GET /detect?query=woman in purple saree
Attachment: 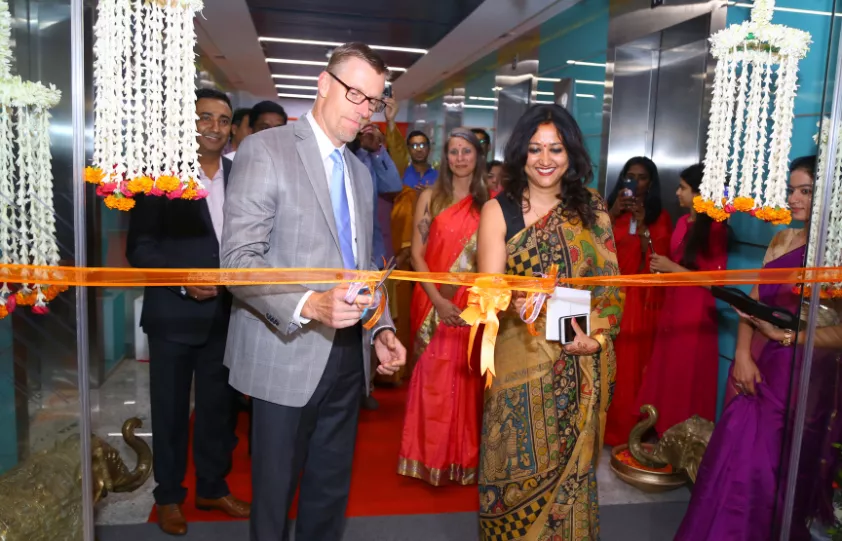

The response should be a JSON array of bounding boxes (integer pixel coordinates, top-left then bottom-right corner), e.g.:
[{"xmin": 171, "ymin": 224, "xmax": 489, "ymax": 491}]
[{"xmin": 676, "ymin": 156, "xmax": 842, "ymax": 540}]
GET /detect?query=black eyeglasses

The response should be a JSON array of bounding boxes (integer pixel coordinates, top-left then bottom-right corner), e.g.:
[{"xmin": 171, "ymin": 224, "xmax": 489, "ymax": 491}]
[{"xmin": 327, "ymin": 72, "xmax": 387, "ymax": 114}]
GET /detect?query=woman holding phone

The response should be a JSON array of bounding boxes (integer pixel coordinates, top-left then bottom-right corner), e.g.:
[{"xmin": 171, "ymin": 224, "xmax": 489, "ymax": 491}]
[
  {"xmin": 634, "ymin": 163, "xmax": 728, "ymax": 434},
  {"xmin": 603, "ymin": 157, "xmax": 672, "ymax": 446}
]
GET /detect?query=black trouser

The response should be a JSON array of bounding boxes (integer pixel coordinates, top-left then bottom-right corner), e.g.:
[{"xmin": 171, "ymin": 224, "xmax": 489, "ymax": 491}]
[
  {"xmin": 147, "ymin": 328, "xmax": 236, "ymax": 505},
  {"xmin": 250, "ymin": 325, "xmax": 364, "ymax": 541}
]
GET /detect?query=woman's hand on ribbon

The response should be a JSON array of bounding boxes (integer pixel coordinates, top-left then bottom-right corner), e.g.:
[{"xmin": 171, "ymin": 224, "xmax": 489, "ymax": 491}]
[
  {"xmin": 303, "ymin": 284, "xmax": 371, "ymax": 329},
  {"xmin": 510, "ymin": 291, "xmax": 527, "ymax": 315},
  {"xmin": 562, "ymin": 318, "xmax": 600, "ymax": 356},
  {"xmin": 435, "ymin": 297, "xmax": 467, "ymax": 327}
]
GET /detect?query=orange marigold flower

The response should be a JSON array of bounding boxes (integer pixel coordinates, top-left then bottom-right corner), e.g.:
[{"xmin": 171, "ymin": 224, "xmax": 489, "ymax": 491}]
[
  {"xmin": 126, "ymin": 176, "xmax": 154, "ymax": 195},
  {"xmin": 104, "ymin": 195, "xmax": 136, "ymax": 212},
  {"xmin": 693, "ymin": 196, "xmax": 712, "ymax": 214},
  {"xmin": 181, "ymin": 188, "xmax": 197, "ymax": 200},
  {"xmin": 84, "ymin": 166, "xmax": 106, "ymax": 185},
  {"xmin": 733, "ymin": 196, "xmax": 756, "ymax": 212},
  {"xmin": 155, "ymin": 176, "xmax": 181, "ymax": 192},
  {"xmin": 0, "ymin": 305, "xmax": 7, "ymax": 319}
]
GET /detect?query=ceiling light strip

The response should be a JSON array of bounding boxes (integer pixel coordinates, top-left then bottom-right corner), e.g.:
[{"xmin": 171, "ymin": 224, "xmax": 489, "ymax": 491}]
[
  {"xmin": 566, "ymin": 60, "xmax": 607, "ymax": 67},
  {"xmin": 275, "ymin": 84, "xmax": 318, "ymax": 90},
  {"xmin": 728, "ymin": 2, "xmax": 839, "ymax": 16},
  {"xmin": 277, "ymin": 93, "xmax": 316, "ymax": 100},
  {"xmin": 266, "ymin": 58, "xmax": 406, "ymax": 71},
  {"xmin": 259, "ymin": 37, "xmax": 427, "ymax": 54},
  {"xmin": 272, "ymin": 74, "xmax": 319, "ymax": 80}
]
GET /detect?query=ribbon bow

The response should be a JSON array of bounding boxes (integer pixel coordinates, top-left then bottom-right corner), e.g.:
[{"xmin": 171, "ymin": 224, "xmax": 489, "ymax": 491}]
[{"xmin": 460, "ymin": 276, "xmax": 512, "ymax": 388}]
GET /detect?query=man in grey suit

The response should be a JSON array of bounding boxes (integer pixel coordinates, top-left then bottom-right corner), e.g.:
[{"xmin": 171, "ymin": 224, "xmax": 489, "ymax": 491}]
[{"xmin": 221, "ymin": 42, "xmax": 407, "ymax": 541}]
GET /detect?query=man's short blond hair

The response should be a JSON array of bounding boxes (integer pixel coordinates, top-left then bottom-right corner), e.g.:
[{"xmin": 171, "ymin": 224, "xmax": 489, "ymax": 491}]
[{"xmin": 326, "ymin": 42, "xmax": 387, "ymax": 75}]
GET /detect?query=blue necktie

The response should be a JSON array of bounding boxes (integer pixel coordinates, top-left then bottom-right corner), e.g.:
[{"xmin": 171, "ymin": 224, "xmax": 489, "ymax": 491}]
[{"xmin": 329, "ymin": 150, "xmax": 355, "ymax": 269}]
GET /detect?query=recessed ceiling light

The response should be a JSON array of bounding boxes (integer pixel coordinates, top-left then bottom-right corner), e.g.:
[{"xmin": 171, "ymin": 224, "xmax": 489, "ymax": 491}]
[
  {"xmin": 469, "ymin": 96, "xmax": 498, "ymax": 102},
  {"xmin": 464, "ymin": 104, "xmax": 497, "ymax": 110},
  {"xmin": 259, "ymin": 37, "xmax": 427, "ymax": 54},
  {"xmin": 277, "ymin": 93, "xmax": 317, "ymax": 100},
  {"xmin": 536, "ymin": 91, "xmax": 554, "ymax": 96},
  {"xmin": 535, "ymin": 77, "xmax": 561, "ymax": 82},
  {"xmin": 576, "ymin": 94, "xmax": 597, "ymax": 99},
  {"xmin": 266, "ymin": 58, "xmax": 406, "ymax": 72},
  {"xmin": 275, "ymin": 84, "xmax": 318, "ymax": 90},
  {"xmin": 567, "ymin": 60, "xmax": 607, "ymax": 67}
]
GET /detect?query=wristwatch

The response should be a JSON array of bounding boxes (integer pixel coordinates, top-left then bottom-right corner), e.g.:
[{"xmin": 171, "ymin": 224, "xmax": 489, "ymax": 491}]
[{"xmin": 780, "ymin": 329, "xmax": 794, "ymax": 347}]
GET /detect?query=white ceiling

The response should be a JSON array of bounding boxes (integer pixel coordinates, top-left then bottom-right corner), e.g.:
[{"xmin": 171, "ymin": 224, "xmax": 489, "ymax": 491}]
[{"xmin": 195, "ymin": 0, "xmax": 585, "ymax": 102}]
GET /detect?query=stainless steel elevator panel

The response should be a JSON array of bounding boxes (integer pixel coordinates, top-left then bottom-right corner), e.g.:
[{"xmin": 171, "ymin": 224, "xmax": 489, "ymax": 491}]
[
  {"xmin": 651, "ymin": 37, "xmax": 710, "ymax": 218},
  {"xmin": 603, "ymin": 12, "xmax": 714, "ymax": 221},
  {"xmin": 604, "ymin": 33, "xmax": 660, "ymax": 196},
  {"xmin": 495, "ymin": 80, "xmax": 532, "ymax": 161}
]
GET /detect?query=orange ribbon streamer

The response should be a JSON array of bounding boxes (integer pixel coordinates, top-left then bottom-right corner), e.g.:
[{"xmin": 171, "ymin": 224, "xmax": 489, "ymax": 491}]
[
  {"xmin": 460, "ymin": 277, "xmax": 512, "ymax": 389},
  {"xmin": 1, "ymin": 263, "xmax": 841, "ymax": 289}
]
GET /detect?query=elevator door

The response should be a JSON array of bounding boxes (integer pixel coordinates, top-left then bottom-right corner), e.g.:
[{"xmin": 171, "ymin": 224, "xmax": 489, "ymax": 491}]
[{"xmin": 605, "ymin": 15, "xmax": 711, "ymax": 221}]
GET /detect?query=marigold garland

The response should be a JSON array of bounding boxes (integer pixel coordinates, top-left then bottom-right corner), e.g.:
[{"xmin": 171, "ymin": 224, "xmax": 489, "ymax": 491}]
[
  {"xmin": 88, "ymin": 0, "xmax": 205, "ymax": 211},
  {"xmin": 697, "ymin": 0, "xmax": 809, "ymax": 225},
  {"xmin": 0, "ymin": 0, "xmax": 64, "ymax": 318}
]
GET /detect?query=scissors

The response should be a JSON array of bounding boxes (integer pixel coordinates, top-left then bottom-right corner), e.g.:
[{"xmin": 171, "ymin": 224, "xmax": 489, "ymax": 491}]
[{"xmin": 343, "ymin": 256, "xmax": 397, "ymax": 308}]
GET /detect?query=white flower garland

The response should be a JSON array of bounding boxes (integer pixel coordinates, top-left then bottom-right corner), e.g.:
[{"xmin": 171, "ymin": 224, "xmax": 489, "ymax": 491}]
[
  {"xmin": 806, "ymin": 118, "xmax": 842, "ymax": 297},
  {"xmin": 87, "ymin": 0, "xmax": 205, "ymax": 210},
  {"xmin": 696, "ymin": 0, "xmax": 810, "ymax": 225},
  {"xmin": 0, "ymin": 0, "xmax": 63, "ymax": 317}
]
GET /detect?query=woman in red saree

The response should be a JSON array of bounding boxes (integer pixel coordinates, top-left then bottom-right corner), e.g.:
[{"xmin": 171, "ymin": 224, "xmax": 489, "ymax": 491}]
[
  {"xmin": 397, "ymin": 128, "xmax": 489, "ymax": 486},
  {"xmin": 635, "ymin": 163, "xmax": 728, "ymax": 434},
  {"xmin": 603, "ymin": 157, "xmax": 672, "ymax": 446}
]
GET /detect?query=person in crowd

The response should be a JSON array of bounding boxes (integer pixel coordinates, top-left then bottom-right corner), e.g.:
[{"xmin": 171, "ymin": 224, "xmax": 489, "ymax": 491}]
[
  {"xmin": 634, "ymin": 163, "xmax": 728, "ymax": 434},
  {"xmin": 677, "ymin": 156, "xmax": 842, "ymax": 541},
  {"xmin": 220, "ymin": 43, "xmax": 406, "ymax": 541},
  {"xmin": 397, "ymin": 128, "xmax": 488, "ymax": 486},
  {"xmin": 476, "ymin": 104, "xmax": 622, "ymax": 539},
  {"xmin": 603, "ymin": 156, "xmax": 672, "ymax": 446},
  {"xmin": 396, "ymin": 130, "xmax": 438, "ymax": 189},
  {"xmin": 126, "ymin": 88, "xmax": 250, "ymax": 536},
  {"xmin": 223, "ymin": 108, "xmax": 251, "ymax": 159},
  {"xmin": 249, "ymin": 100, "xmax": 287, "ymax": 133},
  {"xmin": 355, "ymin": 122, "xmax": 403, "ymax": 402},
  {"xmin": 486, "ymin": 159, "xmax": 503, "ymax": 196},
  {"xmin": 377, "ymin": 96, "xmax": 417, "ymax": 384},
  {"xmin": 471, "ymin": 127, "xmax": 491, "ymax": 161}
]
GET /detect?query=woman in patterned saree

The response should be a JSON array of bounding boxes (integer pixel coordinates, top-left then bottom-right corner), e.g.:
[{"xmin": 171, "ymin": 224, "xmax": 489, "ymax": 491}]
[
  {"xmin": 397, "ymin": 128, "xmax": 489, "ymax": 485},
  {"xmin": 477, "ymin": 104, "xmax": 622, "ymax": 540}
]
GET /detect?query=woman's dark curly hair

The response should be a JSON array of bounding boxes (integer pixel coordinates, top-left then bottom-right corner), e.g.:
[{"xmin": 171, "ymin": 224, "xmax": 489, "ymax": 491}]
[
  {"xmin": 606, "ymin": 156, "xmax": 663, "ymax": 226},
  {"xmin": 501, "ymin": 104, "xmax": 596, "ymax": 228}
]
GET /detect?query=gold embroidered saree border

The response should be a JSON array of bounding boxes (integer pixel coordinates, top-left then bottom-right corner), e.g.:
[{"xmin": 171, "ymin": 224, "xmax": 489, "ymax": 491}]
[{"xmin": 397, "ymin": 456, "xmax": 477, "ymax": 486}]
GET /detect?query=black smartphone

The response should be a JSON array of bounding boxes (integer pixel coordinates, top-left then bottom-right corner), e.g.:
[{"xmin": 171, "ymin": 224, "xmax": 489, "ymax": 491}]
[
  {"xmin": 623, "ymin": 177, "xmax": 638, "ymax": 197},
  {"xmin": 559, "ymin": 314, "xmax": 590, "ymax": 345},
  {"xmin": 383, "ymin": 85, "xmax": 393, "ymax": 99}
]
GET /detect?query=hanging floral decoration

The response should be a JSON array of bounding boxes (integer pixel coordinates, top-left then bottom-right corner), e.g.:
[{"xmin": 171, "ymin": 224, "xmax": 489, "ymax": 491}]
[
  {"xmin": 793, "ymin": 119, "xmax": 842, "ymax": 299},
  {"xmin": 0, "ymin": 0, "xmax": 65, "ymax": 319},
  {"xmin": 695, "ymin": 0, "xmax": 810, "ymax": 225},
  {"xmin": 85, "ymin": 0, "xmax": 205, "ymax": 211}
]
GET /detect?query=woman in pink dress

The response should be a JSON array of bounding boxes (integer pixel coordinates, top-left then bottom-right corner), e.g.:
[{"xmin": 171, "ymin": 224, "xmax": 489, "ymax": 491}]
[{"xmin": 634, "ymin": 163, "xmax": 728, "ymax": 434}]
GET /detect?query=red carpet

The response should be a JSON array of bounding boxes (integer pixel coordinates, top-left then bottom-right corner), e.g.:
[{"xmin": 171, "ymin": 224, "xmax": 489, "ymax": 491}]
[{"xmin": 148, "ymin": 386, "xmax": 479, "ymax": 523}]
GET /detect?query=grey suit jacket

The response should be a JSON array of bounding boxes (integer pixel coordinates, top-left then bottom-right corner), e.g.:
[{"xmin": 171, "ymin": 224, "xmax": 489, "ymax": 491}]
[{"xmin": 221, "ymin": 113, "xmax": 394, "ymax": 407}]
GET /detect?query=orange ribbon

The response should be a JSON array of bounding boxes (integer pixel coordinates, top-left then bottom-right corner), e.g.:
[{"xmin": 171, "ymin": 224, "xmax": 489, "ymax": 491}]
[
  {"xmin": 1, "ymin": 263, "xmax": 841, "ymax": 289},
  {"xmin": 460, "ymin": 277, "xmax": 512, "ymax": 389}
]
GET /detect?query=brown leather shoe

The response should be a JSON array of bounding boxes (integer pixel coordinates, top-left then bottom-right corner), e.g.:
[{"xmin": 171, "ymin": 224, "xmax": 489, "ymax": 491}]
[
  {"xmin": 156, "ymin": 504, "xmax": 187, "ymax": 536},
  {"xmin": 195, "ymin": 494, "xmax": 251, "ymax": 518}
]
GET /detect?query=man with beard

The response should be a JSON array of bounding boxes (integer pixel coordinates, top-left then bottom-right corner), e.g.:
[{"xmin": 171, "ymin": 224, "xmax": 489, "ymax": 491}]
[
  {"xmin": 127, "ymin": 88, "xmax": 250, "ymax": 536},
  {"xmin": 222, "ymin": 42, "xmax": 406, "ymax": 540}
]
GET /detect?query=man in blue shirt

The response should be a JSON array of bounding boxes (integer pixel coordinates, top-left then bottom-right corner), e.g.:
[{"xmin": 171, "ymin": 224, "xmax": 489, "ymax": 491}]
[
  {"xmin": 355, "ymin": 124, "xmax": 403, "ymax": 270},
  {"xmin": 402, "ymin": 130, "xmax": 438, "ymax": 189}
]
